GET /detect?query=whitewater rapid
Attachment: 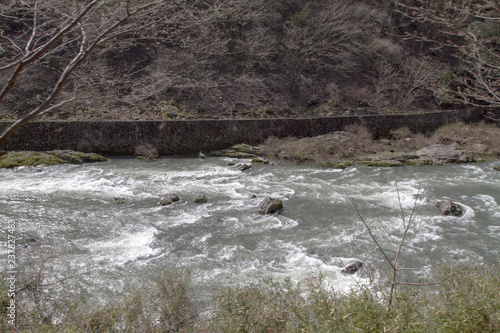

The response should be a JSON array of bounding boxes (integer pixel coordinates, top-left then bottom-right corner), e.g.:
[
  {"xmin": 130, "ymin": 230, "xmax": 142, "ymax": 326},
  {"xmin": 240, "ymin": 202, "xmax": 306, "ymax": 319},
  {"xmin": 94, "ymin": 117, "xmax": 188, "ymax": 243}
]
[{"xmin": 1, "ymin": 157, "xmax": 499, "ymax": 304}]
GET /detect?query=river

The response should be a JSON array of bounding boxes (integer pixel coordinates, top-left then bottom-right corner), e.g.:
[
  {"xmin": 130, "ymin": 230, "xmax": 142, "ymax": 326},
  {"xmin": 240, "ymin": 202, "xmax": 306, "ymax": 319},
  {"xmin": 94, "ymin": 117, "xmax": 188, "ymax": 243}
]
[{"xmin": 1, "ymin": 157, "xmax": 499, "ymax": 308}]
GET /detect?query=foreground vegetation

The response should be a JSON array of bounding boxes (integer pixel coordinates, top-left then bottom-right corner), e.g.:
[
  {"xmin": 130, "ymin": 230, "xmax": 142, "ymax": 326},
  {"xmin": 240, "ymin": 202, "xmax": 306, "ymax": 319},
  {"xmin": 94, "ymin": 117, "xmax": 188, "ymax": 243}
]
[{"xmin": 1, "ymin": 265, "xmax": 499, "ymax": 332}]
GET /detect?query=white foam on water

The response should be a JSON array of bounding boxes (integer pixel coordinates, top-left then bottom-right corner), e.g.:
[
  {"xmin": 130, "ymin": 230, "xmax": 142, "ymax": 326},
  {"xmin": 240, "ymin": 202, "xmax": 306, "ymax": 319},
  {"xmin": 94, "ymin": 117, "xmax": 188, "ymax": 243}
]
[
  {"xmin": 2, "ymin": 158, "xmax": 499, "ymax": 310},
  {"xmin": 269, "ymin": 242, "xmax": 375, "ymax": 293},
  {"xmin": 272, "ymin": 216, "xmax": 300, "ymax": 230},
  {"xmin": 159, "ymin": 210, "xmax": 202, "ymax": 226},
  {"xmin": 84, "ymin": 227, "xmax": 160, "ymax": 266},
  {"xmin": 473, "ymin": 194, "xmax": 499, "ymax": 210},
  {"xmin": 216, "ymin": 245, "xmax": 249, "ymax": 261},
  {"xmin": 191, "ymin": 233, "xmax": 212, "ymax": 254}
]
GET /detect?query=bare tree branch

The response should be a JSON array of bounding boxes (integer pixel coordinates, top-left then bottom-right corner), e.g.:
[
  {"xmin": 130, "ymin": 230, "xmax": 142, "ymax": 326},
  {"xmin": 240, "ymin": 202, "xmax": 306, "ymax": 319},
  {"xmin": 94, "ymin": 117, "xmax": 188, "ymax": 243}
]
[
  {"xmin": 396, "ymin": 0, "xmax": 500, "ymax": 107},
  {"xmin": 0, "ymin": 0, "xmax": 172, "ymax": 150}
]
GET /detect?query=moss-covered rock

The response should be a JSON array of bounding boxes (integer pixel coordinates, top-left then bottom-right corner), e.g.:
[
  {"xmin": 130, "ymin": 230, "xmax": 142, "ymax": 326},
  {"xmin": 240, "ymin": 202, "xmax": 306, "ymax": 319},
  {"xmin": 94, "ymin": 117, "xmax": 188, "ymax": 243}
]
[
  {"xmin": 415, "ymin": 159, "xmax": 434, "ymax": 166},
  {"xmin": 231, "ymin": 144, "xmax": 260, "ymax": 155},
  {"xmin": 258, "ymin": 197, "xmax": 283, "ymax": 214},
  {"xmin": 321, "ymin": 161, "xmax": 354, "ymax": 169},
  {"xmin": 0, "ymin": 150, "xmax": 108, "ymax": 168},
  {"xmin": 224, "ymin": 150, "xmax": 258, "ymax": 158},
  {"xmin": 49, "ymin": 150, "xmax": 107, "ymax": 164},
  {"xmin": 0, "ymin": 152, "xmax": 66, "ymax": 168},
  {"xmin": 360, "ymin": 160, "xmax": 404, "ymax": 167},
  {"xmin": 251, "ymin": 158, "xmax": 269, "ymax": 164}
]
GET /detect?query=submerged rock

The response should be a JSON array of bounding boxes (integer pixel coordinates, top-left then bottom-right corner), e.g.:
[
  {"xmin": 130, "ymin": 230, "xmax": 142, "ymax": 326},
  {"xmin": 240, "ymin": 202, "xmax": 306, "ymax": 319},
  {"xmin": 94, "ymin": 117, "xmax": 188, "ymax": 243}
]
[
  {"xmin": 258, "ymin": 197, "xmax": 283, "ymax": 214},
  {"xmin": 0, "ymin": 150, "xmax": 107, "ymax": 168},
  {"xmin": 160, "ymin": 193, "xmax": 180, "ymax": 206},
  {"xmin": 341, "ymin": 261, "xmax": 364, "ymax": 274},
  {"xmin": 436, "ymin": 200, "xmax": 464, "ymax": 217}
]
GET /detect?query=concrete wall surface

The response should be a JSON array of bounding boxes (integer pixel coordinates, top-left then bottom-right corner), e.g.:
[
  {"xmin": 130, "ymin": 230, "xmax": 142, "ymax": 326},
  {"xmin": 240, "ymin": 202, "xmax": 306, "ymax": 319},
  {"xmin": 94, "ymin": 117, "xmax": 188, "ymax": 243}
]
[{"xmin": 0, "ymin": 109, "xmax": 489, "ymax": 155}]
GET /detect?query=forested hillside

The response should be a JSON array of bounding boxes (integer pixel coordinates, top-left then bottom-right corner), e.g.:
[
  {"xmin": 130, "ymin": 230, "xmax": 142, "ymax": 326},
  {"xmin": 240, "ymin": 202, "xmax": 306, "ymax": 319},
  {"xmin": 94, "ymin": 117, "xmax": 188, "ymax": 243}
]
[{"xmin": 1, "ymin": 0, "xmax": 499, "ymax": 121}]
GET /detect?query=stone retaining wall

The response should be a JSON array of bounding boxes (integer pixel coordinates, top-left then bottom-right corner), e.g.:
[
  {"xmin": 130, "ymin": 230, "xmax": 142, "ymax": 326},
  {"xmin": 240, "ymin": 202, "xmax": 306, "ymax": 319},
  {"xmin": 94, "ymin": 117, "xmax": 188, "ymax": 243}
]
[{"xmin": 0, "ymin": 109, "xmax": 489, "ymax": 155}]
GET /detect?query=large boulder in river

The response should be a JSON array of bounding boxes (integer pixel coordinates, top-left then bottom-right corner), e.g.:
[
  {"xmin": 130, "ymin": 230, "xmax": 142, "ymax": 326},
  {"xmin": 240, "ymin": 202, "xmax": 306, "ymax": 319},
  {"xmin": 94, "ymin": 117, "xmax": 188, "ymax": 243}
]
[
  {"xmin": 436, "ymin": 200, "xmax": 464, "ymax": 217},
  {"xmin": 258, "ymin": 197, "xmax": 283, "ymax": 214},
  {"xmin": 0, "ymin": 150, "xmax": 107, "ymax": 168},
  {"xmin": 160, "ymin": 193, "xmax": 180, "ymax": 205},
  {"xmin": 341, "ymin": 261, "xmax": 364, "ymax": 274},
  {"xmin": 0, "ymin": 151, "xmax": 65, "ymax": 168}
]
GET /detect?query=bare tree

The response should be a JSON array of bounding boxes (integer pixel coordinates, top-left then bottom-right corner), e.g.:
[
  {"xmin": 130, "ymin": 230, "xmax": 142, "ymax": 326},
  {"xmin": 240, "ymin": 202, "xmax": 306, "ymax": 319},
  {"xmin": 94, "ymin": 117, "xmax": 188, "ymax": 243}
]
[
  {"xmin": 396, "ymin": 0, "xmax": 500, "ymax": 107},
  {"xmin": 282, "ymin": 1, "xmax": 370, "ymax": 88},
  {"xmin": 353, "ymin": 184, "xmax": 457, "ymax": 309},
  {"xmin": 0, "ymin": 0, "xmax": 171, "ymax": 150}
]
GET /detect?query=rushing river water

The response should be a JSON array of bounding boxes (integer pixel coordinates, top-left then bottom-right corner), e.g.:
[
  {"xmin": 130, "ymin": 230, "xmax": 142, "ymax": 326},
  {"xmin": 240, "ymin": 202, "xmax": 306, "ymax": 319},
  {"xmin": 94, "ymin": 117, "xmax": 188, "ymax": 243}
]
[{"xmin": 1, "ymin": 157, "xmax": 499, "ymax": 307}]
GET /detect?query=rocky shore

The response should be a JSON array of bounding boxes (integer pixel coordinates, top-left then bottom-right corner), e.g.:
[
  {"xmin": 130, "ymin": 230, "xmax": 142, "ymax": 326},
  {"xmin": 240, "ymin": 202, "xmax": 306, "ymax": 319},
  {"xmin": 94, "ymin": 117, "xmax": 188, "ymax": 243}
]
[
  {"xmin": 218, "ymin": 122, "xmax": 500, "ymax": 169},
  {"xmin": 1, "ymin": 122, "xmax": 498, "ymax": 170}
]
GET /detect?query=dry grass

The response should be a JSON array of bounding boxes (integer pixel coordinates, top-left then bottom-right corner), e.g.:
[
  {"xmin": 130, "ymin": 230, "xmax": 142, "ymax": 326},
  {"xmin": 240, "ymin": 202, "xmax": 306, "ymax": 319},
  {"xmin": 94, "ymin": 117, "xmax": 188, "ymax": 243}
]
[
  {"xmin": 430, "ymin": 122, "xmax": 500, "ymax": 154},
  {"xmin": 260, "ymin": 121, "xmax": 500, "ymax": 165},
  {"xmin": 261, "ymin": 125, "xmax": 385, "ymax": 163}
]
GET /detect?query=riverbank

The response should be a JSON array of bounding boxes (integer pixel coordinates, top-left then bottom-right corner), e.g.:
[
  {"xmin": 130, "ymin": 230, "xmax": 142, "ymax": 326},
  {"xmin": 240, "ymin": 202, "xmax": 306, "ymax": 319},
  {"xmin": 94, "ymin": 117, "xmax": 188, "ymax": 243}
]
[
  {"xmin": 260, "ymin": 122, "xmax": 500, "ymax": 168},
  {"xmin": 245, "ymin": 121, "xmax": 500, "ymax": 169},
  {"xmin": 1, "ymin": 121, "xmax": 499, "ymax": 169}
]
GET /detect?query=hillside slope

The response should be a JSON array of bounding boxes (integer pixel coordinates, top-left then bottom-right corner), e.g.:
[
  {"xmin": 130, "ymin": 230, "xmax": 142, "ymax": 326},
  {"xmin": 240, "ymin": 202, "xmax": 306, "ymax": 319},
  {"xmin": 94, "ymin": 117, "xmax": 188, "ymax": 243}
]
[{"xmin": 0, "ymin": 0, "xmax": 492, "ymax": 122}]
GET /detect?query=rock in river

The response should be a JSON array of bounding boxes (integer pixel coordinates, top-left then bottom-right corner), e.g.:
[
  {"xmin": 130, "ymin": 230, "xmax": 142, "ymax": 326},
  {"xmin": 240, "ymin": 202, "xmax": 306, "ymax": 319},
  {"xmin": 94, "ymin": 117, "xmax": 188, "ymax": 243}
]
[
  {"xmin": 341, "ymin": 261, "xmax": 364, "ymax": 274},
  {"xmin": 160, "ymin": 193, "xmax": 180, "ymax": 206},
  {"xmin": 193, "ymin": 194, "xmax": 208, "ymax": 203},
  {"xmin": 114, "ymin": 197, "xmax": 126, "ymax": 204},
  {"xmin": 239, "ymin": 164, "xmax": 252, "ymax": 172},
  {"xmin": 436, "ymin": 200, "xmax": 464, "ymax": 217},
  {"xmin": 0, "ymin": 150, "xmax": 108, "ymax": 168},
  {"xmin": 258, "ymin": 197, "xmax": 283, "ymax": 214}
]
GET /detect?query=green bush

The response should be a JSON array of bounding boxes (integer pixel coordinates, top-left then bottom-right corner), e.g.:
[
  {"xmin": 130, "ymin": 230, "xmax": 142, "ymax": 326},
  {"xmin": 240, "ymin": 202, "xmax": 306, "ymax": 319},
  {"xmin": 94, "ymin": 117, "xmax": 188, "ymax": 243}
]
[{"xmin": 3, "ymin": 264, "xmax": 499, "ymax": 332}]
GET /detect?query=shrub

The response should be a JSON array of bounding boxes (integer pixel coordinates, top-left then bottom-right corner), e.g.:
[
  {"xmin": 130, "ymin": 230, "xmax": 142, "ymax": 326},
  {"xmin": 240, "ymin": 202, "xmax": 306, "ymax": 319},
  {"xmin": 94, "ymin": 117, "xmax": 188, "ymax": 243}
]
[{"xmin": 431, "ymin": 122, "xmax": 500, "ymax": 154}]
